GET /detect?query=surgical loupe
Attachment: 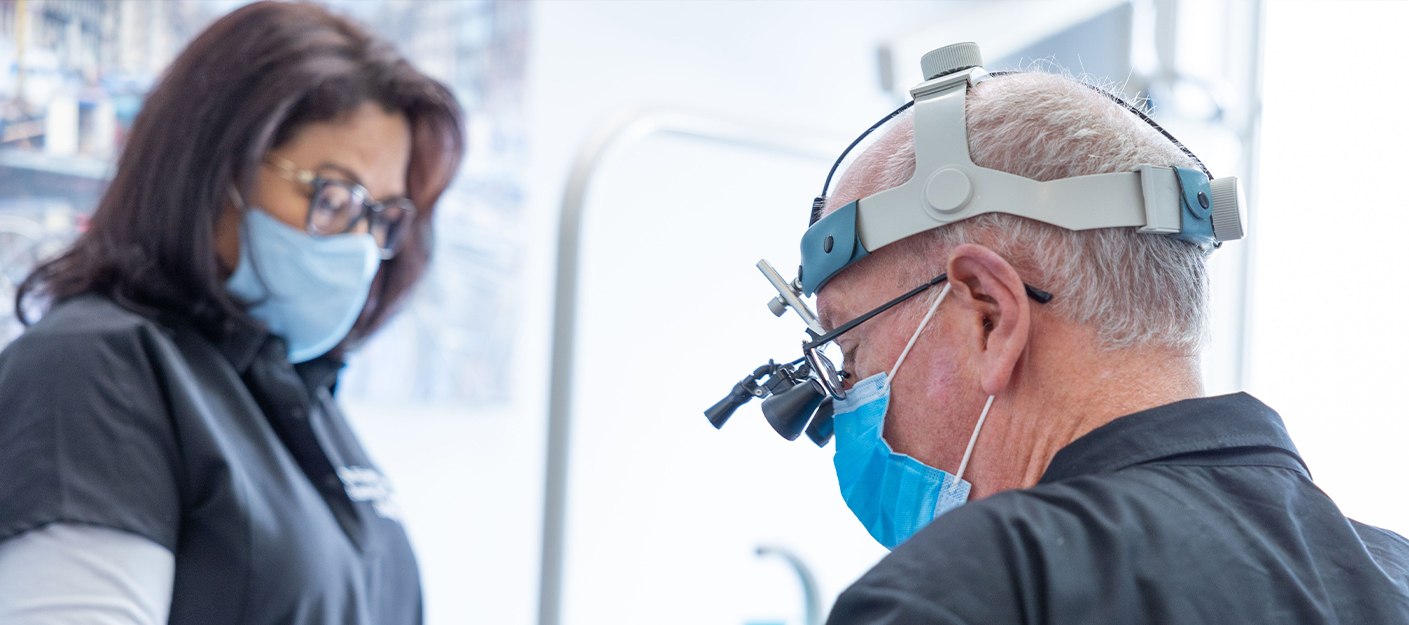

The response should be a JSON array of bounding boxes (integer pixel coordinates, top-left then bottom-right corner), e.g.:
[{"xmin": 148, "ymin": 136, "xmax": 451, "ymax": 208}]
[
  {"xmin": 701, "ymin": 259, "xmax": 848, "ymax": 446},
  {"xmin": 704, "ymin": 42, "xmax": 1245, "ymax": 446},
  {"xmin": 703, "ymin": 354, "xmax": 836, "ymax": 445}
]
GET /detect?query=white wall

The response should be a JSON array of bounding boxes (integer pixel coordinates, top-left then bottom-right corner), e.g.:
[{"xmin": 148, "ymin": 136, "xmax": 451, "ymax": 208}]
[
  {"xmin": 1247, "ymin": 1, "xmax": 1409, "ymax": 536},
  {"xmin": 346, "ymin": 3, "xmax": 965, "ymax": 623},
  {"xmin": 528, "ymin": 4, "xmax": 967, "ymax": 624}
]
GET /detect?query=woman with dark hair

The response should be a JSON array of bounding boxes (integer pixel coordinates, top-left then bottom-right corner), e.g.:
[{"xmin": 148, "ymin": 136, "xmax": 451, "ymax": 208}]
[{"xmin": 0, "ymin": 2, "xmax": 462, "ymax": 623}]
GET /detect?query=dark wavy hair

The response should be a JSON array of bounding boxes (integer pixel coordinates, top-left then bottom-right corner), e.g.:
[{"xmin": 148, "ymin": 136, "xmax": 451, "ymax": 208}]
[{"xmin": 17, "ymin": 1, "xmax": 463, "ymax": 352}]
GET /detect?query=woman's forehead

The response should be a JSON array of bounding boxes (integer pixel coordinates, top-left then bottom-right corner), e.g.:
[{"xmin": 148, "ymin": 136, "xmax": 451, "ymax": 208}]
[{"xmin": 278, "ymin": 103, "xmax": 412, "ymax": 198}]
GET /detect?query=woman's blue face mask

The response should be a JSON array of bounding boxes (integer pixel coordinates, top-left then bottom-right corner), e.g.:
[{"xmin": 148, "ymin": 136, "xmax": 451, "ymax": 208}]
[{"xmin": 226, "ymin": 208, "xmax": 381, "ymax": 363}]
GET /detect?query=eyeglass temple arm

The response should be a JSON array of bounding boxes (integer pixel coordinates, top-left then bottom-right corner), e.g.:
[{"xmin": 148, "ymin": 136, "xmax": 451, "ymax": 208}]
[
  {"xmin": 264, "ymin": 156, "xmax": 316, "ymax": 184},
  {"xmin": 804, "ymin": 274, "xmax": 948, "ymax": 345},
  {"xmin": 804, "ymin": 275, "xmax": 1054, "ymax": 346}
]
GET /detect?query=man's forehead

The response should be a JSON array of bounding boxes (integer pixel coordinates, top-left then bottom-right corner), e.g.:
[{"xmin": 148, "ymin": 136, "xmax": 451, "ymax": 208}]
[
  {"xmin": 814, "ymin": 259, "xmax": 870, "ymax": 329},
  {"xmin": 816, "ymin": 286, "xmax": 846, "ymax": 330}
]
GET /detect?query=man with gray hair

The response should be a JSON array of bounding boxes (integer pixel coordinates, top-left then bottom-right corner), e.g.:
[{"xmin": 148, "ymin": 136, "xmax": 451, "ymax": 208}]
[{"xmin": 799, "ymin": 69, "xmax": 1409, "ymax": 623}]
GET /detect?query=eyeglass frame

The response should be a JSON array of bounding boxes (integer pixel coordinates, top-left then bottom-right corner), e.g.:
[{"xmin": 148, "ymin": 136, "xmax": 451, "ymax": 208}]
[
  {"xmin": 802, "ymin": 273, "xmax": 1054, "ymax": 400},
  {"xmin": 262, "ymin": 156, "xmax": 418, "ymax": 259}
]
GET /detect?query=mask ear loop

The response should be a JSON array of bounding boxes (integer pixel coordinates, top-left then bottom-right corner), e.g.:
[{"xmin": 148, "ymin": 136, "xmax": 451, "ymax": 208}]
[
  {"xmin": 883, "ymin": 282, "xmax": 995, "ymax": 488},
  {"xmin": 954, "ymin": 395, "xmax": 995, "ymax": 483},
  {"xmin": 888, "ymin": 282, "xmax": 951, "ymax": 381},
  {"xmin": 226, "ymin": 186, "xmax": 273, "ymax": 306},
  {"xmin": 880, "ymin": 276, "xmax": 994, "ymax": 487}
]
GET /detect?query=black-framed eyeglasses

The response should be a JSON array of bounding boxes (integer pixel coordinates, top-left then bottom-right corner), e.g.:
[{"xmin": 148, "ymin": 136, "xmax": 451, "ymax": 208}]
[
  {"xmin": 802, "ymin": 273, "xmax": 1054, "ymax": 400},
  {"xmin": 264, "ymin": 156, "xmax": 418, "ymax": 260}
]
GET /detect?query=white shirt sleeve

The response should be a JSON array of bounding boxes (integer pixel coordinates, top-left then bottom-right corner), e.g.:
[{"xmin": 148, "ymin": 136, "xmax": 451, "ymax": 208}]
[{"xmin": 0, "ymin": 523, "xmax": 175, "ymax": 625}]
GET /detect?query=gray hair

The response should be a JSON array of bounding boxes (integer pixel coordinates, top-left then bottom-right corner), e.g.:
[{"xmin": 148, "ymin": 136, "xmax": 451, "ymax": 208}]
[{"xmin": 829, "ymin": 72, "xmax": 1209, "ymax": 353}]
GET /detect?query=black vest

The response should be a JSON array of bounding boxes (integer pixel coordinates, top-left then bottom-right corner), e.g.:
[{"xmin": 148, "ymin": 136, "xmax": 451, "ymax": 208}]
[{"xmin": 0, "ymin": 294, "xmax": 421, "ymax": 625}]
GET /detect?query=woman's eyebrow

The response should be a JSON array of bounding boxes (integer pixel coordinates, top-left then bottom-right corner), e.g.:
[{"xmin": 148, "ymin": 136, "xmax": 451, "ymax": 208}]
[
  {"xmin": 314, "ymin": 161, "xmax": 408, "ymax": 201},
  {"xmin": 314, "ymin": 161, "xmax": 366, "ymax": 186}
]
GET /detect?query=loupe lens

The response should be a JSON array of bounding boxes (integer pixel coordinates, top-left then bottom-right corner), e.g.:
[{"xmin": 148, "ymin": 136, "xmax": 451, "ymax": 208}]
[{"xmin": 805, "ymin": 342, "xmax": 846, "ymax": 400}]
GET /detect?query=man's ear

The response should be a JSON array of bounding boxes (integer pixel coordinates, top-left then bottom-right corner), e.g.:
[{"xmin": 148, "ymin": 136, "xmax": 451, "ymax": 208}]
[{"xmin": 946, "ymin": 244, "xmax": 1031, "ymax": 394}]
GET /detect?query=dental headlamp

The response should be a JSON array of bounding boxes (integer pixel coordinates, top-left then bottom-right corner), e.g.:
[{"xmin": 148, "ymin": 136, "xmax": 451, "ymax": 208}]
[{"xmin": 704, "ymin": 42, "xmax": 1246, "ymax": 446}]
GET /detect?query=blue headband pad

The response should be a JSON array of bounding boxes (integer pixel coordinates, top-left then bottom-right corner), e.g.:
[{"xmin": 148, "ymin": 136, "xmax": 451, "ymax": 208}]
[
  {"xmin": 1169, "ymin": 166, "xmax": 1215, "ymax": 247},
  {"xmin": 800, "ymin": 200, "xmax": 869, "ymax": 296}
]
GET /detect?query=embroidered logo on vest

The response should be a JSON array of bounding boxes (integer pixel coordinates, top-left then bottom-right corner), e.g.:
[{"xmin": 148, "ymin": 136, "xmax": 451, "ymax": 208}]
[{"xmin": 336, "ymin": 465, "xmax": 403, "ymax": 521}]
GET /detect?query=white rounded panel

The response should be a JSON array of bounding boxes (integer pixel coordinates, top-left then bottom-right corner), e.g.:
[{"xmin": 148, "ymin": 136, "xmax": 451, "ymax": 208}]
[{"xmin": 924, "ymin": 167, "xmax": 973, "ymax": 216}]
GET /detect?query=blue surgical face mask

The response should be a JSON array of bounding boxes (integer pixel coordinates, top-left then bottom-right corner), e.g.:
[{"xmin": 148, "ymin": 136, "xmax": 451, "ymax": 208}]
[
  {"xmin": 831, "ymin": 283, "xmax": 997, "ymax": 549},
  {"xmin": 226, "ymin": 208, "xmax": 381, "ymax": 363}
]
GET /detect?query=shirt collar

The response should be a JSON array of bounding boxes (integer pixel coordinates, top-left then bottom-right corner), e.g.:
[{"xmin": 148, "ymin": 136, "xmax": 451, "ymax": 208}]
[
  {"xmin": 215, "ymin": 312, "xmax": 344, "ymax": 392},
  {"xmin": 1039, "ymin": 392, "xmax": 1309, "ymax": 484},
  {"xmin": 151, "ymin": 305, "xmax": 269, "ymax": 374},
  {"xmin": 294, "ymin": 356, "xmax": 345, "ymax": 394},
  {"xmin": 219, "ymin": 312, "xmax": 270, "ymax": 375}
]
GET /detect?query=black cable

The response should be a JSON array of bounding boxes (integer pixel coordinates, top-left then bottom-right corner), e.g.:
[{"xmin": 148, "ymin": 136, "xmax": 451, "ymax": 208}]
[{"xmin": 810, "ymin": 100, "xmax": 914, "ymax": 225}]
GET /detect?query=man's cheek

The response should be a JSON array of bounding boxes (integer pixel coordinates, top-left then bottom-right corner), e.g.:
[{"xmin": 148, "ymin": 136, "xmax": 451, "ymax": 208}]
[
  {"xmin": 882, "ymin": 366, "xmax": 961, "ymax": 458},
  {"xmin": 881, "ymin": 390, "xmax": 926, "ymax": 453}
]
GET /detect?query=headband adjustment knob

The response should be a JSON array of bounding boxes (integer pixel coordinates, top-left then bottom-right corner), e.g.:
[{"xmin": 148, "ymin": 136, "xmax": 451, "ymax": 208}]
[
  {"xmin": 1208, "ymin": 177, "xmax": 1245, "ymax": 242},
  {"xmin": 921, "ymin": 42, "xmax": 982, "ymax": 81}
]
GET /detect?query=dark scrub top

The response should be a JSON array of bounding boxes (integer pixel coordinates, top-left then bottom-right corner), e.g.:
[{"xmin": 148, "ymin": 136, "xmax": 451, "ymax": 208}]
[
  {"xmin": 0, "ymin": 294, "xmax": 421, "ymax": 625},
  {"xmin": 827, "ymin": 393, "xmax": 1409, "ymax": 625}
]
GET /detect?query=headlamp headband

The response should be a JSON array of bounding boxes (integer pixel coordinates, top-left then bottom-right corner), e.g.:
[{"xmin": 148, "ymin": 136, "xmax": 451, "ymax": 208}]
[{"xmin": 796, "ymin": 42, "xmax": 1245, "ymax": 297}]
